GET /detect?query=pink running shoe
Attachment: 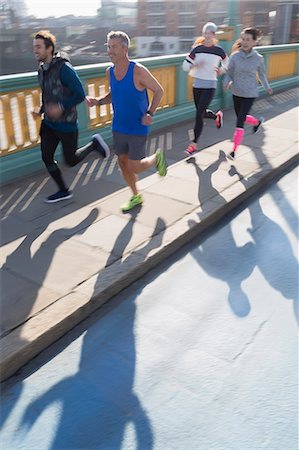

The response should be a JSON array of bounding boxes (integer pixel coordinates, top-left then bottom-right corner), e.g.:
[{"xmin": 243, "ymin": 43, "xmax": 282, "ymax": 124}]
[
  {"xmin": 215, "ymin": 110, "xmax": 223, "ymax": 129},
  {"xmin": 185, "ymin": 143, "xmax": 198, "ymax": 155}
]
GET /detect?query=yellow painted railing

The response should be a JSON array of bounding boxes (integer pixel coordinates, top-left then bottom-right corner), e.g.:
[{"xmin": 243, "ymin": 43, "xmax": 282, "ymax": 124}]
[
  {"xmin": 0, "ymin": 88, "xmax": 41, "ymax": 156},
  {"xmin": 0, "ymin": 65, "xmax": 177, "ymax": 156},
  {"xmin": 0, "ymin": 45, "xmax": 298, "ymax": 159},
  {"xmin": 85, "ymin": 66, "xmax": 176, "ymax": 130},
  {"xmin": 187, "ymin": 75, "xmax": 193, "ymax": 102},
  {"xmin": 268, "ymin": 51, "xmax": 297, "ymax": 80},
  {"xmin": 149, "ymin": 66, "xmax": 176, "ymax": 109},
  {"xmin": 85, "ymin": 76, "xmax": 113, "ymax": 129}
]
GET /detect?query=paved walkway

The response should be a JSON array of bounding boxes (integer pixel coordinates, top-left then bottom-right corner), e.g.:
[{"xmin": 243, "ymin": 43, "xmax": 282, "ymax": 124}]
[{"xmin": 1, "ymin": 88, "xmax": 298, "ymax": 381}]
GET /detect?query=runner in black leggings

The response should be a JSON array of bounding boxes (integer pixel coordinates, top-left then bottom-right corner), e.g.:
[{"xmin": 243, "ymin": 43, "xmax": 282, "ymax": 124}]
[
  {"xmin": 32, "ymin": 30, "xmax": 110, "ymax": 203},
  {"xmin": 223, "ymin": 28, "xmax": 272, "ymax": 159},
  {"xmin": 182, "ymin": 22, "xmax": 229, "ymax": 155}
]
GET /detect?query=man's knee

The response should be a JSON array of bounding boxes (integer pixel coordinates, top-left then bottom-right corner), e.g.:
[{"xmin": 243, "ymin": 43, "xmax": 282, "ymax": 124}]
[
  {"xmin": 64, "ymin": 155, "xmax": 77, "ymax": 167},
  {"xmin": 44, "ymin": 160, "xmax": 58, "ymax": 173},
  {"xmin": 128, "ymin": 159, "xmax": 142, "ymax": 174},
  {"xmin": 118, "ymin": 155, "xmax": 129, "ymax": 170}
]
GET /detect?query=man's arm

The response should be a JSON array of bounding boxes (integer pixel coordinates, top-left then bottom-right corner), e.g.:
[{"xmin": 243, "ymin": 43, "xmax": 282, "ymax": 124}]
[
  {"xmin": 137, "ymin": 65, "xmax": 164, "ymax": 115},
  {"xmin": 86, "ymin": 67, "xmax": 112, "ymax": 107},
  {"xmin": 59, "ymin": 63, "xmax": 86, "ymax": 109},
  {"xmin": 45, "ymin": 63, "xmax": 85, "ymax": 119}
]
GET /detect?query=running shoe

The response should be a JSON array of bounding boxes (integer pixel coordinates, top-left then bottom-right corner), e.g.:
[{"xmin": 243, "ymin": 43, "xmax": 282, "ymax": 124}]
[
  {"xmin": 227, "ymin": 151, "xmax": 235, "ymax": 160},
  {"xmin": 92, "ymin": 134, "xmax": 110, "ymax": 158},
  {"xmin": 185, "ymin": 143, "xmax": 198, "ymax": 155},
  {"xmin": 215, "ymin": 110, "xmax": 223, "ymax": 129},
  {"xmin": 253, "ymin": 116, "xmax": 264, "ymax": 133},
  {"xmin": 121, "ymin": 194, "xmax": 143, "ymax": 212},
  {"xmin": 44, "ymin": 190, "xmax": 73, "ymax": 203},
  {"xmin": 155, "ymin": 148, "xmax": 167, "ymax": 177}
]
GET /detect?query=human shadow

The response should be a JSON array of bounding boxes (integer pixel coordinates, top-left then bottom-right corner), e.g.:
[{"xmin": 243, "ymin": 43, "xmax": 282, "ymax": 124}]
[
  {"xmin": 19, "ymin": 215, "xmax": 166, "ymax": 449},
  {"xmin": 1, "ymin": 208, "xmax": 99, "ymax": 338},
  {"xmin": 0, "ymin": 208, "xmax": 99, "ymax": 428},
  {"xmin": 242, "ymin": 114, "xmax": 298, "ymax": 239},
  {"xmin": 186, "ymin": 150, "xmax": 227, "ymax": 217},
  {"xmin": 229, "ymin": 165, "xmax": 299, "ymax": 323},
  {"xmin": 187, "ymin": 153, "xmax": 256, "ymax": 317}
]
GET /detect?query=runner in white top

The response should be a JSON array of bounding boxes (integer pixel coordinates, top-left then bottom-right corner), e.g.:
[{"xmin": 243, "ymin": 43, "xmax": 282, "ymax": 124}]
[{"xmin": 183, "ymin": 22, "xmax": 229, "ymax": 155}]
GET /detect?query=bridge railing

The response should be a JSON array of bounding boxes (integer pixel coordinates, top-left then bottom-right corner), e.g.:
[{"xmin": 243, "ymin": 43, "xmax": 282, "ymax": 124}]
[{"xmin": 0, "ymin": 43, "xmax": 298, "ymax": 183}]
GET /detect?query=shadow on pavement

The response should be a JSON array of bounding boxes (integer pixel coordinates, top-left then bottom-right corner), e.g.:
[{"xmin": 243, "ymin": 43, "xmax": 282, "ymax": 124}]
[
  {"xmin": 230, "ymin": 165, "xmax": 299, "ymax": 323},
  {"xmin": 187, "ymin": 154, "xmax": 255, "ymax": 317},
  {"xmin": 13, "ymin": 216, "xmax": 166, "ymax": 449}
]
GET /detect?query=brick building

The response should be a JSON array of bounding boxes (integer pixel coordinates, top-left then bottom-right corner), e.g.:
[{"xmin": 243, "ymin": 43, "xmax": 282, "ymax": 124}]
[{"xmin": 134, "ymin": 0, "xmax": 298, "ymax": 57}]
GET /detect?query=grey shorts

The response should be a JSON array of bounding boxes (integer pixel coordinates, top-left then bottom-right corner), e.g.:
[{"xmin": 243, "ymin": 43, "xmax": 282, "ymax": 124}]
[{"xmin": 113, "ymin": 131, "xmax": 147, "ymax": 161}]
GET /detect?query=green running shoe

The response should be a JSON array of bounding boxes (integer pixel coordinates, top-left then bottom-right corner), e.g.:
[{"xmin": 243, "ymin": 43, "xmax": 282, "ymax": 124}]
[
  {"xmin": 155, "ymin": 148, "xmax": 167, "ymax": 177},
  {"xmin": 121, "ymin": 194, "xmax": 143, "ymax": 212}
]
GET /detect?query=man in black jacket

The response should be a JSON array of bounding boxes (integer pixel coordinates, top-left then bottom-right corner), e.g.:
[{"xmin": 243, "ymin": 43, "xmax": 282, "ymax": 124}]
[{"xmin": 32, "ymin": 30, "xmax": 110, "ymax": 203}]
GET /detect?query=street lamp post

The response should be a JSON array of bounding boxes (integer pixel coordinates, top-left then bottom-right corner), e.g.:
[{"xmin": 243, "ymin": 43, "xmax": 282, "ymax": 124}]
[
  {"xmin": 228, "ymin": 0, "xmax": 238, "ymax": 27},
  {"xmin": 217, "ymin": 0, "xmax": 241, "ymax": 108},
  {"xmin": 228, "ymin": 0, "xmax": 241, "ymax": 41}
]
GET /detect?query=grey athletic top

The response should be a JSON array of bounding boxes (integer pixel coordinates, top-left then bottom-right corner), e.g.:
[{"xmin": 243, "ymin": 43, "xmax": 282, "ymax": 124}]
[{"xmin": 224, "ymin": 48, "xmax": 270, "ymax": 98}]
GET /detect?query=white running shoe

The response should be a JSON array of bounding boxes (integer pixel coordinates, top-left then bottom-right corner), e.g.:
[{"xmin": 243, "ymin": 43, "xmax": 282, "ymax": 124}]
[{"xmin": 92, "ymin": 134, "xmax": 110, "ymax": 158}]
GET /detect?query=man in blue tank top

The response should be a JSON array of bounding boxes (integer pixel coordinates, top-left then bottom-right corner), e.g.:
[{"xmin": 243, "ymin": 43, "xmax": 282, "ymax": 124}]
[{"xmin": 87, "ymin": 31, "xmax": 167, "ymax": 212}]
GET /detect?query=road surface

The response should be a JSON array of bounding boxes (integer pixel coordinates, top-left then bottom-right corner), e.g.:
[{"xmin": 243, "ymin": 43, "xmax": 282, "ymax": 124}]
[{"xmin": 1, "ymin": 166, "xmax": 298, "ymax": 450}]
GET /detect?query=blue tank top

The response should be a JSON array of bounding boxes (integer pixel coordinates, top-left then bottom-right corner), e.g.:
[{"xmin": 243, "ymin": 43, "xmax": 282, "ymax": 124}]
[{"xmin": 110, "ymin": 61, "xmax": 149, "ymax": 135}]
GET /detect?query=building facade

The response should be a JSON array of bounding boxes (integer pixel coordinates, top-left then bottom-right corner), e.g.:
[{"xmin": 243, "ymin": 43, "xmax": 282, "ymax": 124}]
[
  {"xmin": 135, "ymin": 0, "xmax": 214, "ymax": 56},
  {"xmin": 272, "ymin": 0, "xmax": 299, "ymax": 44},
  {"xmin": 135, "ymin": 0, "xmax": 299, "ymax": 57}
]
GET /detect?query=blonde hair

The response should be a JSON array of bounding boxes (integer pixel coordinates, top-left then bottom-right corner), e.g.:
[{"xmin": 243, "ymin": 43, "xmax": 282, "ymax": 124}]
[{"xmin": 192, "ymin": 36, "xmax": 218, "ymax": 48}]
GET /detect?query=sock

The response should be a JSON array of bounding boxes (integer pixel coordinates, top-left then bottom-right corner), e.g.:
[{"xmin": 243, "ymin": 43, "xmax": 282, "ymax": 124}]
[
  {"xmin": 245, "ymin": 115, "xmax": 259, "ymax": 126},
  {"xmin": 233, "ymin": 127, "xmax": 244, "ymax": 152}
]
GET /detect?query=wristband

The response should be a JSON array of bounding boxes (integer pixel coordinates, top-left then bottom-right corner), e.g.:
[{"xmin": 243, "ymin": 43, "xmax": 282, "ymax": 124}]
[{"xmin": 147, "ymin": 110, "xmax": 154, "ymax": 116}]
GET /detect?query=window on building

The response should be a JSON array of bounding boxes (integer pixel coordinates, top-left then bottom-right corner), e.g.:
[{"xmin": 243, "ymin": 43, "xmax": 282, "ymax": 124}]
[
  {"xmin": 180, "ymin": 16, "xmax": 196, "ymax": 26},
  {"xmin": 151, "ymin": 41, "xmax": 165, "ymax": 52},
  {"xmin": 148, "ymin": 17, "xmax": 164, "ymax": 26},
  {"xmin": 150, "ymin": 28, "xmax": 166, "ymax": 37},
  {"xmin": 148, "ymin": 2, "xmax": 165, "ymax": 14},
  {"xmin": 178, "ymin": 1, "xmax": 197, "ymax": 12},
  {"xmin": 180, "ymin": 41, "xmax": 193, "ymax": 52},
  {"xmin": 179, "ymin": 28, "xmax": 195, "ymax": 38}
]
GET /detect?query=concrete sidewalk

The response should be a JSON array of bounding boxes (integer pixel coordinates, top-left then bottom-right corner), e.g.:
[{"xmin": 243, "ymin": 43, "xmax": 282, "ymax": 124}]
[{"xmin": 1, "ymin": 88, "xmax": 298, "ymax": 381}]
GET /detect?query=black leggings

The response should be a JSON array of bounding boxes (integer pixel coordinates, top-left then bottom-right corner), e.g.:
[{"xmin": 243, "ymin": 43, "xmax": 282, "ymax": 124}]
[
  {"xmin": 40, "ymin": 121, "xmax": 94, "ymax": 191},
  {"xmin": 192, "ymin": 87, "xmax": 216, "ymax": 143},
  {"xmin": 233, "ymin": 95, "xmax": 255, "ymax": 128}
]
